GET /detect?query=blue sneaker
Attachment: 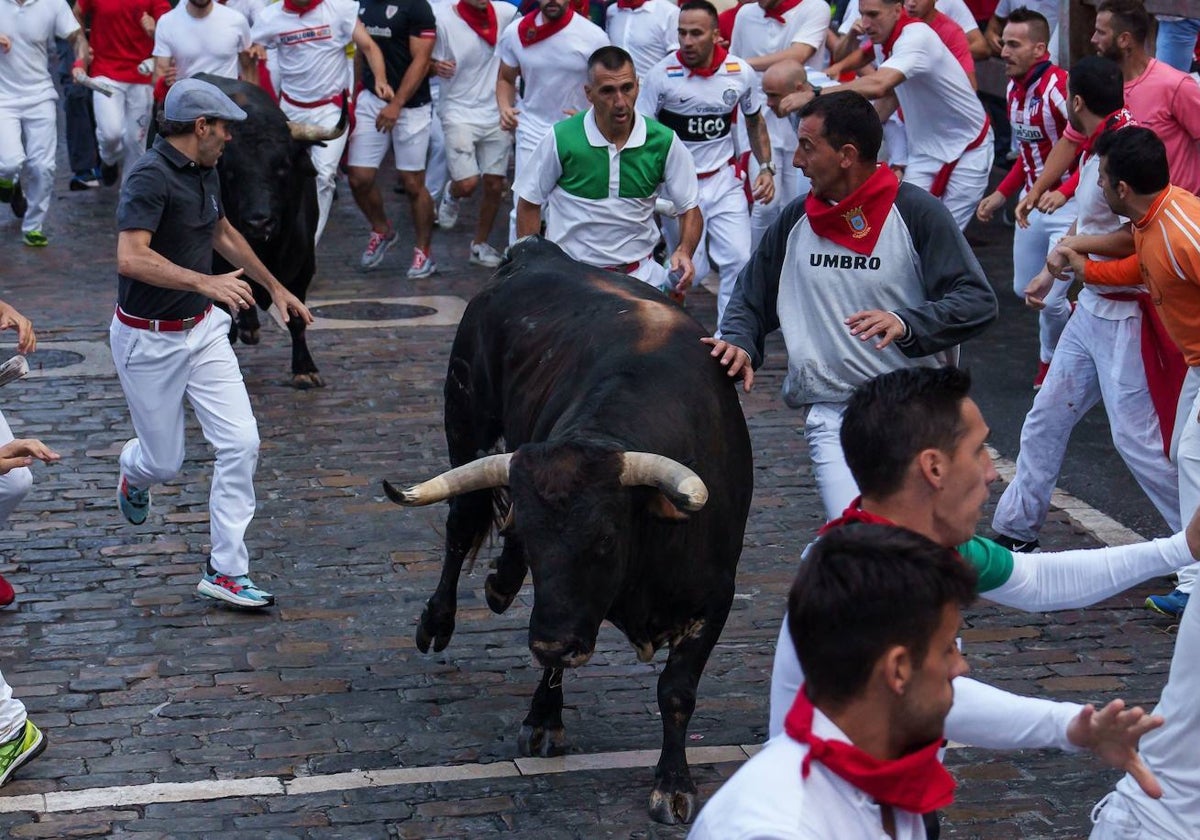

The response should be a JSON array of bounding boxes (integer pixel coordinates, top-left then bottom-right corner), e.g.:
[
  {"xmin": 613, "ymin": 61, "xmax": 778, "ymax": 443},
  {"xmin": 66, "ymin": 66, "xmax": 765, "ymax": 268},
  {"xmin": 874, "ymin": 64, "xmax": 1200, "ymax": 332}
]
[
  {"xmin": 197, "ymin": 572, "xmax": 275, "ymax": 608},
  {"xmin": 1146, "ymin": 589, "xmax": 1189, "ymax": 619},
  {"xmin": 117, "ymin": 440, "xmax": 150, "ymax": 524},
  {"xmin": 0, "ymin": 720, "xmax": 46, "ymax": 788}
]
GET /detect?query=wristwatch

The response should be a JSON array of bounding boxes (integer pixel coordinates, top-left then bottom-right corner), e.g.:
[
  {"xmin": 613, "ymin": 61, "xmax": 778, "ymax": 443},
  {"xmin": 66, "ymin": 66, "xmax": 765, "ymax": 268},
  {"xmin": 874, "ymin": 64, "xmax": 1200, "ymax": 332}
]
[{"xmin": 760, "ymin": 160, "xmax": 776, "ymax": 175}]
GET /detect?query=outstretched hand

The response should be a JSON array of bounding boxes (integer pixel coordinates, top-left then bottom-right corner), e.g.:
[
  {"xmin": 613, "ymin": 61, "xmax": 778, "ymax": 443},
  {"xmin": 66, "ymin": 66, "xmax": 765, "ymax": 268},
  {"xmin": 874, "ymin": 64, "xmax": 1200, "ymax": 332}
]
[
  {"xmin": 0, "ymin": 438, "xmax": 60, "ymax": 476},
  {"xmin": 701, "ymin": 338, "xmax": 754, "ymax": 392},
  {"xmin": 1066, "ymin": 699, "xmax": 1165, "ymax": 799},
  {"xmin": 0, "ymin": 301, "xmax": 36, "ymax": 354}
]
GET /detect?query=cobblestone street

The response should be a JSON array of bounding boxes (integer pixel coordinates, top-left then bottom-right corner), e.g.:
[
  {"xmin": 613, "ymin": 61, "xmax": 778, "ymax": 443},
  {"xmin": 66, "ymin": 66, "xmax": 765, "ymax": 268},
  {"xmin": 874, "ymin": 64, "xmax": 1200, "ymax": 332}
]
[{"xmin": 0, "ymin": 165, "xmax": 1181, "ymax": 839}]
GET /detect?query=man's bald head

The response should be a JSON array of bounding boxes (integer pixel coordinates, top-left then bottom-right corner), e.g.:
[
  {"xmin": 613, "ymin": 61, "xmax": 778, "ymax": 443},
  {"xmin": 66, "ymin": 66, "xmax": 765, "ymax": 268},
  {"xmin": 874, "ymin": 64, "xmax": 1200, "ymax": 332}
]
[{"xmin": 762, "ymin": 59, "xmax": 809, "ymax": 118}]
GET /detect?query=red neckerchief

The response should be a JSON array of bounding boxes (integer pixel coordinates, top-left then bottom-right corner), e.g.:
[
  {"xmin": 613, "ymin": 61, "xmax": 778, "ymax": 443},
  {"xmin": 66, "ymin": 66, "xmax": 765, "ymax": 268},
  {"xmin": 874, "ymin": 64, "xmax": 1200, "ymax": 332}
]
[
  {"xmin": 880, "ymin": 11, "xmax": 920, "ymax": 59},
  {"xmin": 282, "ymin": 0, "xmax": 324, "ymax": 15},
  {"xmin": 1079, "ymin": 107, "xmax": 1136, "ymax": 161},
  {"xmin": 571, "ymin": 0, "xmax": 589, "ymax": 17},
  {"xmin": 679, "ymin": 44, "xmax": 728, "ymax": 78},
  {"xmin": 763, "ymin": 0, "xmax": 803, "ymax": 24},
  {"xmin": 817, "ymin": 497, "xmax": 894, "ymax": 535},
  {"xmin": 616, "ymin": 0, "xmax": 646, "ymax": 8},
  {"xmin": 457, "ymin": 0, "xmax": 498, "ymax": 46},
  {"xmin": 785, "ymin": 685, "xmax": 957, "ymax": 814},
  {"xmin": 518, "ymin": 6, "xmax": 574, "ymax": 45},
  {"xmin": 804, "ymin": 165, "xmax": 899, "ymax": 256}
]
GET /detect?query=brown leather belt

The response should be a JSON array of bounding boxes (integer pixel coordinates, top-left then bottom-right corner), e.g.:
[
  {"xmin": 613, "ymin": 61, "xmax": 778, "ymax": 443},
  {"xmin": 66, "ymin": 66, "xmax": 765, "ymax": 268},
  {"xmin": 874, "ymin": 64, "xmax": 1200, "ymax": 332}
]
[{"xmin": 116, "ymin": 304, "xmax": 212, "ymax": 332}]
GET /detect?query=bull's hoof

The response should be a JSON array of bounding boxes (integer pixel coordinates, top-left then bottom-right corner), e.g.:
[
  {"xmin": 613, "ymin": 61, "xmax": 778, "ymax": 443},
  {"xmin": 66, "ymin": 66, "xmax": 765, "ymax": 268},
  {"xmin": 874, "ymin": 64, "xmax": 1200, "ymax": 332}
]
[
  {"xmin": 238, "ymin": 327, "xmax": 261, "ymax": 346},
  {"xmin": 485, "ymin": 573, "xmax": 519, "ymax": 614},
  {"xmin": 291, "ymin": 372, "xmax": 325, "ymax": 390},
  {"xmin": 415, "ymin": 609, "xmax": 454, "ymax": 653},
  {"xmin": 517, "ymin": 725, "xmax": 567, "ymax": 758},
  {"xmin": 648, "ymin": 788, "xmax": 697, "ymax": 825}
]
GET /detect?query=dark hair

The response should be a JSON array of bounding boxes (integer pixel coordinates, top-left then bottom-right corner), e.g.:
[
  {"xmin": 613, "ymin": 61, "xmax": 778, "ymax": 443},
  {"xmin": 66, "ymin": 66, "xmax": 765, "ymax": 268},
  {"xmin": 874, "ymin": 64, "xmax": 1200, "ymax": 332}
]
[
  {"xmin": 679, "ymin": 0, "xmax": 719, "ymax": 26},
  {"xmin": 840, "ymin": 367, "xmax": 972, "ymax": 498},
  {"xmin": 796, "ymin": 91, "xmax": 882, "ymax": 163},
  {"xmin": 1068, "ymin": 56, "xmax": 1124, "ymax": 116},
  {"xmin": 588, "ymin": 46, "xmax": 635, "ymax": 78},
  {"xmin": 788, "ymin": 523, "xmax": 977, "ymax": 707},
  {"xmin": 1096, "ymin": 126, "xmax": 1169, "ymax": 194},
  {"xmin": 1097, "ymin": 0, "xmax": 1150, "ymax": 45},
  {"xmin": 156, "ymin": 112, "xmax": 201, "ymax": 137},
  {"xmin": 1004, "ymin": 6, "xmax": 1050, "ymax": 45}
]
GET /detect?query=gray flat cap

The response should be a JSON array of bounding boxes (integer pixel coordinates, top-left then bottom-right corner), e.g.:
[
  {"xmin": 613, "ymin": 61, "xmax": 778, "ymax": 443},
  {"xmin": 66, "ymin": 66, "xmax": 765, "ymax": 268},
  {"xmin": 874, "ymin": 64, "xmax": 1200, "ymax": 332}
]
[{"xmin": 163, "ymin": 78, "xmax": 248, "ymax": 123}]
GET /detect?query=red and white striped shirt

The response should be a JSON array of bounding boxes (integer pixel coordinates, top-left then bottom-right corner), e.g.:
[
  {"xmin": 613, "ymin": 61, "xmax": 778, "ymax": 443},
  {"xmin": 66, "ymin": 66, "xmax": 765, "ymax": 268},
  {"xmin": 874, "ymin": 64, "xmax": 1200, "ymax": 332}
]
[{"xmin": 997, "ymin": 58, "xmax": 1071, "ymax": 198}]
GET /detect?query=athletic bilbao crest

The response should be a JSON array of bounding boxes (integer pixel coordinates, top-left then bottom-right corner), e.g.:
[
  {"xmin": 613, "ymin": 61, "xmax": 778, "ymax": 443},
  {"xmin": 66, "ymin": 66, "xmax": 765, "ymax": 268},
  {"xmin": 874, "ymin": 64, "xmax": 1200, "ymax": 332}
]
[{"xmin": 842, "ymin": 206, "xmax": 870, "ymax": 239}]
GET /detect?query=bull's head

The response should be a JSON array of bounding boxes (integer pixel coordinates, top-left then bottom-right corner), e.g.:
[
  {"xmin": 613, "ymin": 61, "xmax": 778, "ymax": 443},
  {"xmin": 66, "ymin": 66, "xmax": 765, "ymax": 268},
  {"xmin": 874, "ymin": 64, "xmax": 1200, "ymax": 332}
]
[{"xmin": 384, "ymin": 444, "xmax": 707, "ymax": 668}]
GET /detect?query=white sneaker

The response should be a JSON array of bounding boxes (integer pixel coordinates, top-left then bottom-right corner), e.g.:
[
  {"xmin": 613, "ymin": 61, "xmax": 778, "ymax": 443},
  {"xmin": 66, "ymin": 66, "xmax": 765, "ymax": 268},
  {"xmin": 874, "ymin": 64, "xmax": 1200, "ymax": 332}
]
[
  {"xmin": 437, "ymin": 189, "xmax": 459, "ymax": 230},
  {"xmin": 469, "ymin": 241, "xmax": 503, "ymax": 268},
  {"xmin": 407, "ymin": 248, "xmax": 438, "ymax": 279},
  {"xmin": 360, "ymin": 228, "xmax": 398, "ymax": 270}
]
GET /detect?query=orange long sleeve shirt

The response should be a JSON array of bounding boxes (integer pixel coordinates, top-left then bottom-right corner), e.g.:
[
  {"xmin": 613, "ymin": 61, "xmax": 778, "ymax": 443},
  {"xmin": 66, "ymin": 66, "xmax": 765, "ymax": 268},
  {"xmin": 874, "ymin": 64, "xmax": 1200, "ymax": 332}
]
[{"xmin": 1085, "ymin": 185, "xmax": 1200, "ymax": 365}]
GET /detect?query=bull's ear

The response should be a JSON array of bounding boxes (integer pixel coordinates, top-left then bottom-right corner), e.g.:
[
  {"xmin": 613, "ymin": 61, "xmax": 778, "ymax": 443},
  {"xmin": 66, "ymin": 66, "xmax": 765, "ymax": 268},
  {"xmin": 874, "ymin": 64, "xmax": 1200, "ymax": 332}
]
[{"xmin": 647, "ymin": 492, "xmax": 689, "ymax": 522}]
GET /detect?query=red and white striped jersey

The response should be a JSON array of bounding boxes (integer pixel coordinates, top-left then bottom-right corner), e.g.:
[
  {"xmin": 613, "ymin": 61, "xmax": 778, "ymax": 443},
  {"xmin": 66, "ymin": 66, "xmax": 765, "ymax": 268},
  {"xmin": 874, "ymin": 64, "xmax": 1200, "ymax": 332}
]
[{"xmin": 998, "ymin": 59, "xmax": 1071, "ymax": 197}]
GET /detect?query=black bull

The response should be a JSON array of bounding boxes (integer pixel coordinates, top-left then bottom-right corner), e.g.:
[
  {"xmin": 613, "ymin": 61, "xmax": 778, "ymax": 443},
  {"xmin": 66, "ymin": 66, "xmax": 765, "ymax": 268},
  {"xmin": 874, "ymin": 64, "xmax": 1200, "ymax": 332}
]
[
  {"xmin": 384, "ymin": 237, "xmax": 754, "ymax": 824},
  {"xmin": 197, "ymin": 73, "xmax": 331, "ymax": 389}
]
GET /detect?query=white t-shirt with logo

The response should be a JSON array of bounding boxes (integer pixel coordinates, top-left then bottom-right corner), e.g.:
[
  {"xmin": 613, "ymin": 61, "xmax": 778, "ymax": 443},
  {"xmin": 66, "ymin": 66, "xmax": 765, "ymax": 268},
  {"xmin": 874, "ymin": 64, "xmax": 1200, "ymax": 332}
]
[
  {"xmin": 154, "ymin": 3, "xmax": 252, "ymax": 81},
  {"xmin": 251, "ymin": 0, "xmax": 359, "ymax": 102},
  {"xmin": 605, "ymin": 0, "xmax": 678, "ymax": 80},
  {"xmin": 0, "ymin": 0, "xmax": 80, "ymax": 109},
  {"xmin": 432, "ymin": 0, "xmax": 518, "ymax": 126}
]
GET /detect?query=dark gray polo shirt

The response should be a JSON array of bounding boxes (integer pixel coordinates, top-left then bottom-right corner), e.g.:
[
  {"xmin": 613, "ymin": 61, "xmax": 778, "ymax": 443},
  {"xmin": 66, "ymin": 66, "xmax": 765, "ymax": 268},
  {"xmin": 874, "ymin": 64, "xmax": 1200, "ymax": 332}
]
[{"xmin": 116, "ymin": 136, "xmax": 221, "ymax": 320}]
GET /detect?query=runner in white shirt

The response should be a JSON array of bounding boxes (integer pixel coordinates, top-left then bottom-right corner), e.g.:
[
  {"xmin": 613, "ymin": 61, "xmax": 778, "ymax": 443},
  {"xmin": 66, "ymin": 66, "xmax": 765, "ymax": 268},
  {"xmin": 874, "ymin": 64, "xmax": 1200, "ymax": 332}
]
[
  {"xmin": 252, "ymin": 0, "xmax": 392, "ymax": 243},
  {"xmin": 839, "ymin": 0, "xmax": 987, "ymax": 59},
  {"xmin": 497, "ymin": 0, "xmax": 610, "ymax": 243},
  {"xmin": 0, "ymin": 0, "xmax": 87, "ymax": 246},
  {"xmin": 153, "ymin": 0, "xmax": 257, "ymax": 84},
  {"xmin": 639, "ymin": 0, "xmax": 774, "ymax": 325},
  {"xmin": 787, "ymin": 0, "xmax": 993, "ymax": 230},
  {"xmin": 516, "ymin": 46, "xmax": 701, "ymax": 293},
  {"xmin": 431, "ymin": 0, "xmax": 517, "ymax": 267},
  {"xmin": 605, "ymin": 0, "xmax": 678, "ymax": 80},
  {"xmin": 729, "ymin": 0, "xmax": 829, "ymax": 247}
]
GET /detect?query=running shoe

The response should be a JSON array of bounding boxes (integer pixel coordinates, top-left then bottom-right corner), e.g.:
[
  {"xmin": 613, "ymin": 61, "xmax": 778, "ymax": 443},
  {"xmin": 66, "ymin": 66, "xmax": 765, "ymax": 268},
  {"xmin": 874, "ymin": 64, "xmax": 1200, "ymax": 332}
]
[
  {"xmin": 469, "ymin": 241, "xmax": 503, "ymax": 268},
  {"xmin": 22, "ymin": 230, "xmax": 47, "ymax": 247},
  {"xmin": 10, "ymin": 183, "xmax": 26, "ymax": 219},
  {"xmin": 117, "ymin": 441, "xmax": 150, "ymax": 525},
  {"xmin": 406, "ymin": 247, "xmax": 437, "ymax": 279},
  {"xmin": 0, "ymin": 721, "xmax": 46, "ymax": 788},
  {"xmin": 991, "ymin": 533, "xmax": 1040, "ymax": 553},
  {"xmin": 100, "ymin": 162, "xmax": 119, "ymax": 186},
  {"xmin": 197, "ymin": 571, "xmax": 275, "ymax": 608},
  {"xmin": 360, "ymin": 228, "xmax": 398, "ymax": 270},
  {"xmin": 1146, "ymin": 589, "xmax": 1188, "ymax": 619},
  {"xmin": 437, "ymin": 189, "xmax": 459, "ymax": 230}
]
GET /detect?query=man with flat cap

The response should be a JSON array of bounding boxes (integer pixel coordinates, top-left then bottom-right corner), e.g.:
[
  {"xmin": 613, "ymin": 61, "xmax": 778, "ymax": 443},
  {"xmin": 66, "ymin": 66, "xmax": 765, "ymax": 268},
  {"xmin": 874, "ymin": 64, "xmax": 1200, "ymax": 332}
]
[{"xmin": 111, "ymin": 77, "xmax": 312, "ymax": 610}]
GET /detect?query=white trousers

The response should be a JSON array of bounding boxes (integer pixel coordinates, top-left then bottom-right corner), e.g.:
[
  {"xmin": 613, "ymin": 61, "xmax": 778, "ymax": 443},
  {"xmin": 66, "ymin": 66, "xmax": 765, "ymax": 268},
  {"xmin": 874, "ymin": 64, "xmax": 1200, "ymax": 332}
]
[
  {"xmin": 1171, "ymin": 367, "xmax": 1200, "ymax": 593},
  {"xmin": 992, "ymin": 307, "xmax": 1181, "ymax": 542},
  {"xmin": 662, "ymin": 165, "xmax": 751, "ymax": 328},
  {"xmin": 905, "ymin": 134, "xmax": 994, "ymax": 231},
  {"xmin": 1013, "ymin": 201, "xmax": 1077, "ymax": 363},
  {"xmin": 804, "ymin": 401, "xmax": 859, "ymax": 521},
  {"xmin": 0, "ymin": 670, "xmax": 25, "ymax": 744},
  {"xmin": 110, "ymin": 308, "xmax": 260, "ymax": 577},
  {"xmin": 92, "ymin": 78, "xmax": 153, "ymax": 179},
  {"xmin": 425, "ymin": 98, "xmax": 448, "ymax": 201},
  {"xmin": 749, "ymin": 146, "xmax": 807, "ymax": 251},
  {"xmin": 0, "ymin": 410, "xmax": 32, "ymax": 528},
  {"xmin": 281, "ymin": 99, "xmax": 347, "ymax": 244},
  {"xmin": 0, "ymin": 101, "xmax": 58, "ymax": 234},
  {"xmin": 508, "ymin": 124, "xmax": 543, "ymax": 245}
]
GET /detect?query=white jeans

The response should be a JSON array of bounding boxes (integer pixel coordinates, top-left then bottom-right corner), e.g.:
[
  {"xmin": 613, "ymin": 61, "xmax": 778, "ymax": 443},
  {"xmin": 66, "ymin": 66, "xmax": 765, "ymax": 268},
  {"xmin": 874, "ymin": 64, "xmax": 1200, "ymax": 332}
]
[
  {"xmin": 0, "ymin": 671, "xmax": 25, "ymax": 743},
  {"xmin": 0, "ymin": 100, "xmax": 58, "ymax": 234},
  {"xmin": 1171, "ymin": 366, "xmax": 1200, "ymax": 594},
  {"xmin": 993, "ymin": 306, "xmax": 1180, "ymax": 542},
  {"xmin": 1013, "ymin": 202, "xmax": 1077, "ymax": 363},
  {"xmin": 804, "ymin": 402, "xmax": 859, "ymax": 521},
  {"xmin": 92, "ymin": 78, "xmax": 153, "ymax": 179},
  {"xmin": 905, "ymin": 134, "xmax": 995, "ymax": 232},
  {"xmin": 749, "ymin": 146, "xmax": 808, "ymax": 251},
  {"xmin": 281, "ymin": 99, "xmax": 348, "ymax": 244},
  {"xmin": 0, "ymin": 409, "xmax": 31, "ymax": 742},
  {"xmin": 110, "ymin": 308, "xmax": 260, "ymax": 577}
]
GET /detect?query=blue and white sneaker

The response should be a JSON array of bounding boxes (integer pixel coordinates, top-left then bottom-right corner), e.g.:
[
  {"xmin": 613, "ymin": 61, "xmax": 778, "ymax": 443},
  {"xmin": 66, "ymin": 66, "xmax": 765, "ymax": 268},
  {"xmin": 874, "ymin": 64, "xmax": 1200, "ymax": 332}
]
[
  {"xmin": 1146, "ymin": 589, "xmax": 1188, "ymax": 619},
  {"xmin": 117, "ymin": 441, "xmax": 150, "ymax": 525},
  {"xmin": 197, "ymin": 572, "xmax": 275, "ymax": 608}
]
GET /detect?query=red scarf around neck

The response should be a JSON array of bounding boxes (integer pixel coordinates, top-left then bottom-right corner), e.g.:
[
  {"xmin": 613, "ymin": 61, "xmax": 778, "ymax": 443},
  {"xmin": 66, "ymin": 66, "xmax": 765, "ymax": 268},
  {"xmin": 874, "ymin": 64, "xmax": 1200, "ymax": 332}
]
[
  {"xmin": 818, "ymin": 498, "xmax": 894, "ymax": 535},
  {"xmin": 1080, "ymin": 107, "xmax": 1136, "ymax": 161},
  {"xmin": 763, "ymin": 0, "xmax": 803, "ymax": 23},
  {"xmin": 457, "ymin": 0, "xmax": 498, "ymax": 46},
  {"xmin": 679, "ymin": 44, "xmax": 728, "ymax": 77},
  {"xmin": 282, "ymin": 0, "xmax": 324, "ymax": 15},
  {"xmin": 880, "ymin": 11, "xmax": 920, "ymax": 58},
  {"xmin": 518, "ymin": 6, "xmax": 574, "ymax": 45},
  {"xmin": 804, "ymin": 164, "xmax": 899, "ymax": 256},
  {"xmin": 616, "ymin": 0, "xmax": 646, "ymax": 8},
  {"xmin": 785, "ymin": 685, "xmax": 957, "ymax": 814}
]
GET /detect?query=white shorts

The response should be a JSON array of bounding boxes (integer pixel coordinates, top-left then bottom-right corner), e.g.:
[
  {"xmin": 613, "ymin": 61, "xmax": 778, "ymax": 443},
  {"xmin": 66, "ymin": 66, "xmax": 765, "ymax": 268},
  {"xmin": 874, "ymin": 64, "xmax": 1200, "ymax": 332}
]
[
  {"xmin": 347, "ymin": 92, "xmax": 433, "ymax": 172},
  {"xmin": 442, "ymin": 120, "xmax": 512, "ymax": 182}
]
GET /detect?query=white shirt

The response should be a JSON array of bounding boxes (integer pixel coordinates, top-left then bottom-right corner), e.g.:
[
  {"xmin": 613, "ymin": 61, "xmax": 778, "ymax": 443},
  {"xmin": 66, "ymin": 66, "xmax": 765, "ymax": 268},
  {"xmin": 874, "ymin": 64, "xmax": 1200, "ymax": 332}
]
[
  {"xmin": 515, "ymin": 109, "xmax": 699, "ymax": 267},
  {"xmin": 251, "ymin": 0, "xmax": 359, "ymax": 102},
  {"xmin": 154, "ymin": 2, "xmax": 252, "ymax": 81},
  {"xmin": 227, "ymin": 0, "xmax": 269, "ymax": 26},
  {"xmin": 496, "ymin": 11, "xmax": 610, "ymax": 142},
  {"xmin": 637, "ymin": 51, "xmax": 761, "ymax": 172},
  {"xmin": 1073, "ymin": 149, "xmax": 1141, "ymax": 319},
  {"xmin": 605, "ymin": 0, "xmax": 678, "ymax": 81},
  {"xmin": 0, "ymin": 0, "xmax": 79, "ymax": 109},
  {"xmin": 690, "ymin": 710, "xmax": 927, "ymax": 840},
  {"xmin": 729, "ymin": 0, "xmax": 829, "ymax": 150},
  {"xmin": 879, "ymin": 22, "xmax": 987, "ymax": 163},
  {"xmin": 432, "ymin": 0, "xmax": 517, "ymax": 126},
  {"xmin": 840, "ymin": 0, "xmax": 978, "ymax": 35}
]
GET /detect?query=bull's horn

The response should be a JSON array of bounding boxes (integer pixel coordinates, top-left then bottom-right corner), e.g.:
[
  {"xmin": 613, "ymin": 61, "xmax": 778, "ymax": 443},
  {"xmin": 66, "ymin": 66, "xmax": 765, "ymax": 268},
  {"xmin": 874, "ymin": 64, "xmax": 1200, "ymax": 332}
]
[
  {"xmin": 619, "ymin": 453, "xmax": 708, "ymax": 512},
  {"xmin": 383, "ymin": 453, "xmax": 512, "ymax": 506},
  {"xmin": 287, "ymin": 119, "xmax": 346, "ymax": 142}
]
